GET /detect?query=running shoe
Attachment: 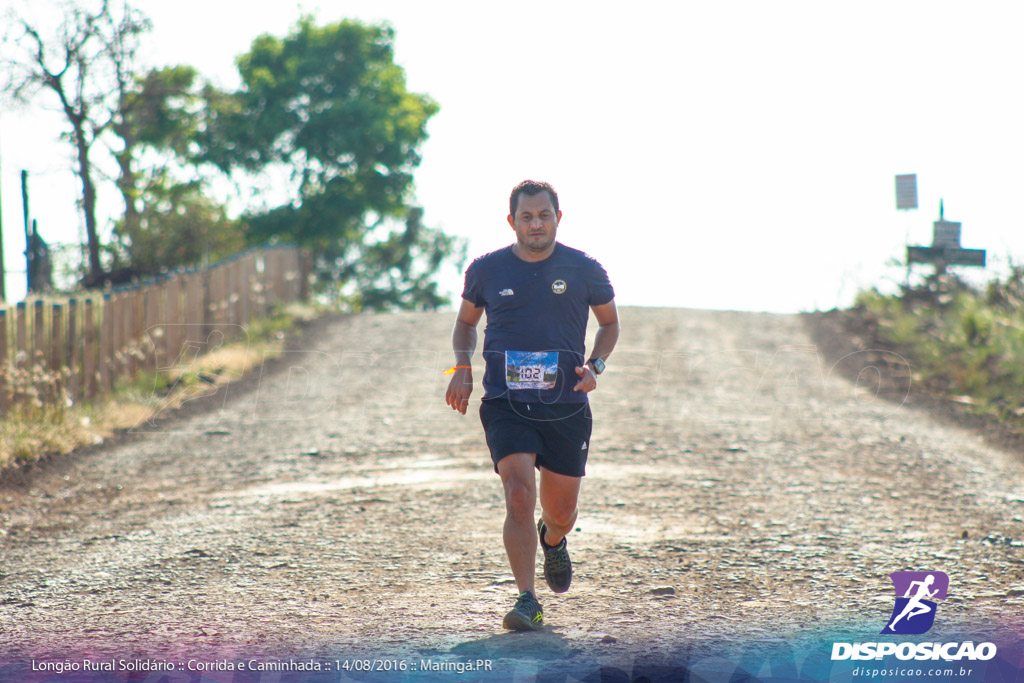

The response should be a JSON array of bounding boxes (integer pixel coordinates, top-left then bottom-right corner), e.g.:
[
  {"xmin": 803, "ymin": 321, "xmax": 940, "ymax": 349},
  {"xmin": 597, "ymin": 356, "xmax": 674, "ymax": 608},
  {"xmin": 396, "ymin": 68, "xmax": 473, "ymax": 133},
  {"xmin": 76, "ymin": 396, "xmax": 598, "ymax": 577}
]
[
  {"xmin": 502, "ymin": 590, "xmax": 544, "ymax": 631},
  {"xmin": 537, "ymin": 518, "xmax": 573, "ymax": 593}
]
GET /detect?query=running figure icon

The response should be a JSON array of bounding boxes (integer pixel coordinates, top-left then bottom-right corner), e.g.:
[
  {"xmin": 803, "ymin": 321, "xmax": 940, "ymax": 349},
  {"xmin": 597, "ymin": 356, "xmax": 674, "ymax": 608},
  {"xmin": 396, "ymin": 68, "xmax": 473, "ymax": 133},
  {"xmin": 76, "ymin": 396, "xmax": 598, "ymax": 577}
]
[{"xmin": 887, "ymin": 574, "xmax": 938, "ymax": 631}]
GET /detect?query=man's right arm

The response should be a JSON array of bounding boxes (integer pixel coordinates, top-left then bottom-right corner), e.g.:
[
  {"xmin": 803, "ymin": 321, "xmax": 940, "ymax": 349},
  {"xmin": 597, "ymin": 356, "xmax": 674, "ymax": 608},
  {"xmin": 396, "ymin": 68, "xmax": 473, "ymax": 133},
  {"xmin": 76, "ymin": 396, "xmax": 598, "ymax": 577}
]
[{"xmin": 445, "ymin": 298, "xmax": 484, "ymax": 415}]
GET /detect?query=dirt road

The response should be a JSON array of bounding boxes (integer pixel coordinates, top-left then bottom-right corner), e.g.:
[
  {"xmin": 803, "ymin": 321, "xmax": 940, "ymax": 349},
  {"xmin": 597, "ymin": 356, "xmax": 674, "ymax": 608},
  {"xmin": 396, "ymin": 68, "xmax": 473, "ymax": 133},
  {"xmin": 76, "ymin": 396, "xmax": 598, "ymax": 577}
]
[{"xmin": 2, "ymin": 307, "xmax": 1023, "ymax": 681}]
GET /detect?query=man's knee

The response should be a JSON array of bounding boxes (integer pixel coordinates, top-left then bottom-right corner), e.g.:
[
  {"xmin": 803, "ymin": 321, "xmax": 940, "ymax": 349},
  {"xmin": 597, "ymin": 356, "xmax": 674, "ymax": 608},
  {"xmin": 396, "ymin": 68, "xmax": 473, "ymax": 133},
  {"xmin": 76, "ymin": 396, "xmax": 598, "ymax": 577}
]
[
  {"xmin": 539, "ymin": 468, "xmax": 581, "ymax": 528},
  {"xmin": 504, "ymin": 477, "xmax": 538, "ymax": 522},
  {"xmin": 504, "ymin": 479, "xmax": 535, "ymax": 516},
  {"xmin": 544, "ymin": 505, "xmax": 577, "ymax": 529},
  {"xmin": 499, "ymin": 453, "xmax": 537, "ymax": 517}
]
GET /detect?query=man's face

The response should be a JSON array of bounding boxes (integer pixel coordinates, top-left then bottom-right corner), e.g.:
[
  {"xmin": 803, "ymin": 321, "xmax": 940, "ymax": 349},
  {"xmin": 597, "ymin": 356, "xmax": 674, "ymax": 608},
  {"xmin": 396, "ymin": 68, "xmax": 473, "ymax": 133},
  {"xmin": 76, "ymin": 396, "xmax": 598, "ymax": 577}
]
[{"xmin": 507, "ymin": 191, "xmax": 561, "ymax": 254}]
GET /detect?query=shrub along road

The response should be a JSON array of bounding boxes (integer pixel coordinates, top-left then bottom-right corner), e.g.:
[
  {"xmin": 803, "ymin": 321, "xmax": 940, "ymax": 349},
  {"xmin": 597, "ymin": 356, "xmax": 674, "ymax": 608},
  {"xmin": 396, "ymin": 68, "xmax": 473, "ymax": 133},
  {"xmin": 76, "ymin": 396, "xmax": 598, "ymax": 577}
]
[{"xmin": 1, "ymin": 308, "xmax": 1023, "ymax": 679}]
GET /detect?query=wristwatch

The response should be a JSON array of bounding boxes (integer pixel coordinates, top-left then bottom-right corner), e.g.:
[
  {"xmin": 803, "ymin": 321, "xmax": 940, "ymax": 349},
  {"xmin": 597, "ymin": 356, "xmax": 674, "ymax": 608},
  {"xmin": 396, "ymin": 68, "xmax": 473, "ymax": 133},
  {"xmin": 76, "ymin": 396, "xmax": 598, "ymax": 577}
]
[{"xmin": 586, "ymin": 357, "xmax": 606, "ymax": 375}]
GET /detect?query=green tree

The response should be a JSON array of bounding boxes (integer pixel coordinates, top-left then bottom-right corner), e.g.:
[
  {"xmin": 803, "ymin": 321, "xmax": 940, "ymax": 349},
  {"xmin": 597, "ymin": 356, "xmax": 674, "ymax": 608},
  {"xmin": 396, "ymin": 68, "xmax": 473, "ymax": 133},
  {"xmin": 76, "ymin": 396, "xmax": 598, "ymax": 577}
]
[
  {"xmin": 111, "ymin": 173, "xmax": 244, "ymax": 275},
  {"xmin": 201, "ymin": 16, "xmax": 462, "ymax": 309},
  {"xmin": 111, "ymin": 65, "xmax": 244, "ymax": 275},
  {"xmin": 112, "ymin": 65, "xmax": 196, "ymax": 260},
  {"xmin": 319, "ymin": 206, "xmax": 467, "ymax": 311}
]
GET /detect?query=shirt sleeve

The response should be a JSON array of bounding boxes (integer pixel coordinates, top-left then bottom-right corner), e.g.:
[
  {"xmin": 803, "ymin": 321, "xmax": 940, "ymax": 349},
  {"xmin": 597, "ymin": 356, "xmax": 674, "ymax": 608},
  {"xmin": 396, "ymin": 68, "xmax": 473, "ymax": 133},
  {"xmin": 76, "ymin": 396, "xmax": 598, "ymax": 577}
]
[
  {"xmin": 587, "ymin": 257, "xmax": 614, "ymax": 306},
  {"xmin": 461, "ymin": 260, "xmax": 486, "ymax": 307}
]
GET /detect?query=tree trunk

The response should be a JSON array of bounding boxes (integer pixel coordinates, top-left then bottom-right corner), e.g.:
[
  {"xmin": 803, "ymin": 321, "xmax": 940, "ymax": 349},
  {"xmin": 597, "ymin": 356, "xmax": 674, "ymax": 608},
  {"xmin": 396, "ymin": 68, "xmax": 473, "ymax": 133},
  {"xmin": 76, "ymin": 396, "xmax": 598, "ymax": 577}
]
[
  {"xmin": 114, "ymin": 138, "xmax": 140, "ymax": 257},
  {"xmin": 48, "ymin": 68, "xmax": 105, "ymax": 284},
  {"xmin": 73, "ymin": 118, "xmax": 104, "ymax": 281}
]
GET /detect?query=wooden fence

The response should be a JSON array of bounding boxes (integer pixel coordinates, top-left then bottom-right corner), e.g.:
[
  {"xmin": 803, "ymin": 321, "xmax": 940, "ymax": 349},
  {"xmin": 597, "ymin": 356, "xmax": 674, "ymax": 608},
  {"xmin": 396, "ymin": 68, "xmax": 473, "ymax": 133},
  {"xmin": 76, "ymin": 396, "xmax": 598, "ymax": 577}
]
[{"xmin": 0, "ymin": 245, "xmax": 311, "ymax": 413}]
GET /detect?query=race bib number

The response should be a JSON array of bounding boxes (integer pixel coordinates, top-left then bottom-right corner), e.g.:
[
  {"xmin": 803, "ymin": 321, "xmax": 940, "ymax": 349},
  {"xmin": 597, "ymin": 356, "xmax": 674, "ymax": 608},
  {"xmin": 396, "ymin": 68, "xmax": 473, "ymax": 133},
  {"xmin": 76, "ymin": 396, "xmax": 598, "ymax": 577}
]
[{"xmin": 505, "ymin": 351, "xmax": 559, "ymax": 390}]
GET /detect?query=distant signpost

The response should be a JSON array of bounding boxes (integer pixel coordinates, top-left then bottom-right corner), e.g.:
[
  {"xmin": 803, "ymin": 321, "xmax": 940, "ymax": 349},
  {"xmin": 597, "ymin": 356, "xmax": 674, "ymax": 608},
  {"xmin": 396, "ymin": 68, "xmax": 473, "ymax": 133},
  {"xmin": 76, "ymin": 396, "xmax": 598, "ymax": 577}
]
[
  {"xmin": 895, "ymin": 173, "xmax": 985, "ymax": 274},
  {"xmin": 907, "ymin": 217, "xmax": 986, "ymax": 272}
]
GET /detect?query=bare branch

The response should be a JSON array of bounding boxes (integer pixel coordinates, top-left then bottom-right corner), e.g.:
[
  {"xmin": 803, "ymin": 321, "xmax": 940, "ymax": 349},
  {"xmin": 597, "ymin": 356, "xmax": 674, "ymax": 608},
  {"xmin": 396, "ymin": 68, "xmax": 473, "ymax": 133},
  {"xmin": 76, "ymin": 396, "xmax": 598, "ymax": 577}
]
[{"xmin": 1, "ymin": 0, "xmax": 154, "ymax": 282}]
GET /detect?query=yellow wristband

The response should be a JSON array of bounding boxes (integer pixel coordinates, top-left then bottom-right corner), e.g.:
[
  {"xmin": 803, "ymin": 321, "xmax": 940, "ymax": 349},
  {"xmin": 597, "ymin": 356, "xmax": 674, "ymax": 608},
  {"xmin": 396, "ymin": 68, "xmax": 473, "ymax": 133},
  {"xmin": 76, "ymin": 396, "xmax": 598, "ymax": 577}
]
[{"xmin": 444, "ymin": 365, "xmax": 472, "ymax": 375}]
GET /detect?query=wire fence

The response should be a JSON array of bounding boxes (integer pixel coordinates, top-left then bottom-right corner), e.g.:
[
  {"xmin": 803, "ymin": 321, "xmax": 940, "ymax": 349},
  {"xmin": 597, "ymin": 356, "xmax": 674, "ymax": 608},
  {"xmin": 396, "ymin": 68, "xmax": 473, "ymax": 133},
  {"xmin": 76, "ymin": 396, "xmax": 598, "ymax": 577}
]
[{"xmin": 0, "ymin": 245, "xmax": 311, "ymax": 413}]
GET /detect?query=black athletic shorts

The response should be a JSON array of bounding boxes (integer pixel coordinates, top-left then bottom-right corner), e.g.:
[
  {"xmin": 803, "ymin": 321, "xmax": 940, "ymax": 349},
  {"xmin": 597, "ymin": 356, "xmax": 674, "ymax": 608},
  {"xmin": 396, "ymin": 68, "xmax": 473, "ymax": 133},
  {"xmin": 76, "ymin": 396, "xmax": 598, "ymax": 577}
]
[{"xmin": 478, "ymin": 398, "xmax": 593, "ymax": 478}]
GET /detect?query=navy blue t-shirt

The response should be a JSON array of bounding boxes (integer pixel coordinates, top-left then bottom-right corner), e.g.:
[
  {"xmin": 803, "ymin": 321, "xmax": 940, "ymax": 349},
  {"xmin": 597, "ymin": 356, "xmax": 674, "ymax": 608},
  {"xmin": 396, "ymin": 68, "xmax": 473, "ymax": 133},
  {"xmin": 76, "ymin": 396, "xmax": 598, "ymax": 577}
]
[{"xmin": 461, "ymin": 242, "xmax": 614, "ymax": 404}]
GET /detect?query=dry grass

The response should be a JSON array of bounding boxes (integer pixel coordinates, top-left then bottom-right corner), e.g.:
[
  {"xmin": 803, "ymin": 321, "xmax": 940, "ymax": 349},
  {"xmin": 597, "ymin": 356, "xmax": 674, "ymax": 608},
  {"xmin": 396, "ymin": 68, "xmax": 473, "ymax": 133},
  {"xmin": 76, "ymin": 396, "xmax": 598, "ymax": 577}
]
[{"xmin": 0, "ymin": 404, "xmax": 92, "ymax": 467}]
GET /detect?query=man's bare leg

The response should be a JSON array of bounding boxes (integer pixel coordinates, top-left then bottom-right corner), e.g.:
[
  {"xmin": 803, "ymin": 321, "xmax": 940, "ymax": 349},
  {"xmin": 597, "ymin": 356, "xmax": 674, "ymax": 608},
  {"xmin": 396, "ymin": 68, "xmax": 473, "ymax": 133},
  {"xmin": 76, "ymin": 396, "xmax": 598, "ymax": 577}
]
[
  {"xmin": 536, "ymin": 466, "xmax": 581, "ymax": 593},
  {"xmin": 538, "ymin": 467, "xmax": 582, "ymax": 546},
  {"xmin": 497, "ymin": 452, "xmax": 539, "ymax": 595}
]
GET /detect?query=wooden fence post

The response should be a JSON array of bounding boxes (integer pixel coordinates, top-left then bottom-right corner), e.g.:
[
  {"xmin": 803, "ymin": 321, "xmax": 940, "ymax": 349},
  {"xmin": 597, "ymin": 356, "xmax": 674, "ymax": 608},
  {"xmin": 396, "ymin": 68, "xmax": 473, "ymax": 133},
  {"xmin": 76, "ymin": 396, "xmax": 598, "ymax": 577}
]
[
  {"xmin": 253, "ymin": 252, "xmax": 266, "ymax": 319},
  {"xmin": 272, "ymin": 248, "xmax": 284, "ymax": 308},
  {"xmin": 185, "ymin": 270, "xmax": 201, "ymax": 334},
  {"xmin": 34, "ymin": 300, "xmax": 45, "ymax": 365},
  {"xmin": 0, "ymin": 309, "xmax": 8, "ymax": 413},
  {"xmin": 32, "ymin": 300, "xmax": 46, "ymax": 403},
  {"xmin": 122, "ymin": 288, "xmax": 135, "ymax": 378},
  {"xmin": 110, "ymin": 292, "xmax": 121, "ymax": 384},
  {"xmin": 203, "ymin": 266, "xmax": 214, "ymax": 342},
  {"xmin": 239, "ymin": 254, "xmax": 251, "ymax": 330},
  {"xmin": 50, "ymin": 304, "xmax": 63, "ymax": 371},
  {"xmin": 143, "ymin": 284, "xmax": 159, "ymax": 375},
  {"xmin": 299, "ymin": 249, "xmax": 312, "ymax": 301},
  {"xmin": 15, "ymin": 302, "xmax": 26, "ymax": 368},
  {"xmin": 213, "ymin": 264, "xmax": 225, "ymax": 336},
  {"xmin": 134, "ymin": 286, "xmax": 146, "ymax": 378},
  {"xmin": 102, "ymin": 293, "xmax": 115, "ymax": 393},
  {"xmin": 165, "ymin": 274, "xmax": 182, "ymax": 368},
  {"xmin": 232, "ymin": 259, "xmax": 242, "ymax": 330},
  {"xmin": 281, "ymin": 249, "xmax": 291, "ymax": 303},
  {"xmin": 219, "ymin": 263, "xmax": 230, "ymax": 334},
  {"xmin": 67, "ymin": 299, "xmax": 79, "ymax": 403},
  {"xmin": 156, "ymin": 279, "xmax": 169, "ymax": 370},
  {"xmin": 84, "ymin": 298, "xmax": 98, "ymax": 399},
  {"xmin": 51, "ymin": 304, "xmax": 64, "ymax": 401},
  {"xmin": 262, "ymin": 250, "xmax": 274, "ymax": 310},
  {"xmin": 11, "ymin": 302, "xmax": 26, "ymax": 406},
  {"xmin": 289, "ymin": 248, "xmax": 300, "ymax": 302}
]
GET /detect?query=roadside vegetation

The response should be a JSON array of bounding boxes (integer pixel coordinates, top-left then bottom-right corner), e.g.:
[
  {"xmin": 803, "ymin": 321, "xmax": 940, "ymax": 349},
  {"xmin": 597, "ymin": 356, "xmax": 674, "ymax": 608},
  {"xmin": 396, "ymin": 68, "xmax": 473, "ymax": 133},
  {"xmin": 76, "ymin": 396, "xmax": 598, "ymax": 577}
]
[
  {"xmin": 853, "ymin": 263, "xmax": 1024, "ymax": 431},
  {"xmin": 0, "ymin": 7, "xmax": 462, "ymax": 473},
  {"xmin": 0, "ymin": 301, "xmax": 325, "ymax": 472},
  {"xmin": 3, "ymin": 6, "xmax": 462, "ymax": 305}
]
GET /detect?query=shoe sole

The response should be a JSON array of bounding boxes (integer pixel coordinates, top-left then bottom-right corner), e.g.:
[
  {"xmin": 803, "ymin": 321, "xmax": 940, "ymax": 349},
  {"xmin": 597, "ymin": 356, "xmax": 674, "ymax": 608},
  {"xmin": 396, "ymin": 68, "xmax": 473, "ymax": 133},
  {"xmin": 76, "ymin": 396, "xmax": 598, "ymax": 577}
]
[
  {"xmin": 503, "ymin": 609, "xmax": 544, "ymax": 632},
  {"xmin": 546, "ymin": 572, "xmax": 571, "ymax": 593}
]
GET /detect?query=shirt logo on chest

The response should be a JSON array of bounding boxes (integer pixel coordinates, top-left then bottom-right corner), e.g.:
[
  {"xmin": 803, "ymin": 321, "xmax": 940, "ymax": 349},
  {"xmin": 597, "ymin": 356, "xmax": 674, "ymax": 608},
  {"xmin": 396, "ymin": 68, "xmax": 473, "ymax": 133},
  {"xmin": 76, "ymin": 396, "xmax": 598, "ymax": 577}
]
[
  {"xmin": 551, "ymin": 280, "xmax": 567, "ymax": 294},
  {"xmin": 499, "ymin": 288, "xmax": 514, "ymax": 296}
]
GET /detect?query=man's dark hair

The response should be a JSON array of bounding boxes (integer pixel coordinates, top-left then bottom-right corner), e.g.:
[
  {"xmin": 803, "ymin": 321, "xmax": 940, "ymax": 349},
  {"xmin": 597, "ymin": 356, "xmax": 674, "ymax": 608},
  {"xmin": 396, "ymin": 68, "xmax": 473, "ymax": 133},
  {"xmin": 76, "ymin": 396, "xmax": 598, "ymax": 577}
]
[{"xmin": 510, "ymin": 180, "xmax": 559, "ymax": 217}]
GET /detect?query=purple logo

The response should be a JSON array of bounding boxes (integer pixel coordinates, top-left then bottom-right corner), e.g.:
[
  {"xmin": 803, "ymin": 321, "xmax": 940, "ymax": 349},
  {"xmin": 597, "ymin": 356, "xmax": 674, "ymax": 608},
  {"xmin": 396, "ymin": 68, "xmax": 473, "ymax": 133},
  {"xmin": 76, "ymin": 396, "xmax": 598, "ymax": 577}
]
[{"xmin": 881, "ymin": 571, "xmax": 949, "ymax": 635}]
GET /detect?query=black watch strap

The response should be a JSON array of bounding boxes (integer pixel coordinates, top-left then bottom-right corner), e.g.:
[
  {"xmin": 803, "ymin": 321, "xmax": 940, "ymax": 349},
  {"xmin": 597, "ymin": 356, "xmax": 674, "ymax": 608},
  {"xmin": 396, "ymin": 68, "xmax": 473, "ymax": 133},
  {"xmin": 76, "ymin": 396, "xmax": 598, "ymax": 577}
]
[{"xmin": 586, "ymin": 357, "xmax": 606, "ymax": 375}]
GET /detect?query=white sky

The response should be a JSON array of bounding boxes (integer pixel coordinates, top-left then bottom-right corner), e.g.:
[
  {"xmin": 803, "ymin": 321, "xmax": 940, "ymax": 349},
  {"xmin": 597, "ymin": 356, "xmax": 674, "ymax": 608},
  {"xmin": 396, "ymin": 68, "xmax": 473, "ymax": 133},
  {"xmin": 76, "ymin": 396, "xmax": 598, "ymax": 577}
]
[{"xmin": 2, "ymin": 0, "xmax": 1023, "ymax": 312}]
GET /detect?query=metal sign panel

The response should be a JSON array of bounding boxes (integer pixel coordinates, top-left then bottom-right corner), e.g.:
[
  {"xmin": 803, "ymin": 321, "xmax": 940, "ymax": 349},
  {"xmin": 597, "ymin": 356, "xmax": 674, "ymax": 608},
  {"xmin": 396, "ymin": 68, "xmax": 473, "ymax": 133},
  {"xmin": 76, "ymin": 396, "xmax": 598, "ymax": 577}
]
[
  {"xmin": 895, "ymin": 174, "xmax": 918, "ymax": 210},
  {"xmin": 907, "ymin": 246, "xmax": 986, "ymax": 267},
  {"xmin": 932, "ymin": 221, "xmax": 962, "ymax": 248}
]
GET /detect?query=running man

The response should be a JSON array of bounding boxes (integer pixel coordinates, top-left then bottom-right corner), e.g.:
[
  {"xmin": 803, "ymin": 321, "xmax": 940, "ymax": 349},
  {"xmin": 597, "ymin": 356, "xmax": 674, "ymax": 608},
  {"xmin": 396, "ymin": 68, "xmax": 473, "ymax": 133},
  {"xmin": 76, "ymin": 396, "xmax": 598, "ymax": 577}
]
[
  {"xmin": 445, "ymin": 180, "xmax": 619, "ymax": 631},
  {"xmin": 888, "ymin": 574, "xmax": 939, "ymax": 631}
]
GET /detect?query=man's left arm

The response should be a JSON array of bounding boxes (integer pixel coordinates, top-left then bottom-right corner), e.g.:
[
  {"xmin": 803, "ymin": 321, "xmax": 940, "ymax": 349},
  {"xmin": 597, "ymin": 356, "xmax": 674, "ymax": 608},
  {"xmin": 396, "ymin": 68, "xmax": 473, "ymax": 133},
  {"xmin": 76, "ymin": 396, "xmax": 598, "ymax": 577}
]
[{"xmin": 573, "ymin": 300, "xmax": 620, "ymax": 392}]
